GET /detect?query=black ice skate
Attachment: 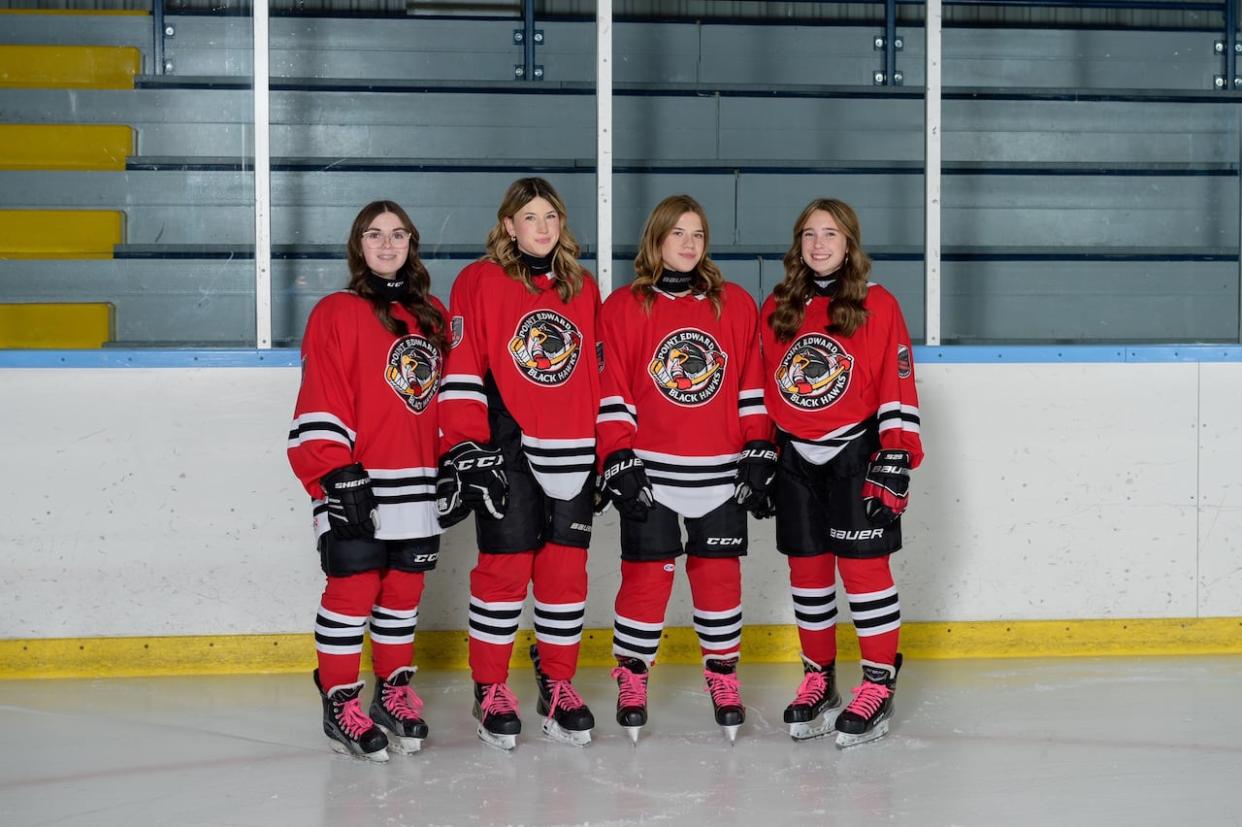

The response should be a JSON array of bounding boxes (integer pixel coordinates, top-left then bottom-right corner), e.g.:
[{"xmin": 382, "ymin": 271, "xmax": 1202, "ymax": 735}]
[
  {"xmin": 784, "ymin": 654, "xmax": 844, "ymax": 741},
  {"xmin": 530, "ymin": 644, "xmax": 595, "ymax": 747},
  {"xmin": 610, "ymin": 657, "xmax": 649, "ymax": 744},
  {"xmin": 835, "ymin": 654, "xmax": 902, "ymax": 749},
  {"xmin": 472, "ymin": 681, "xmax": 522, "ymax": 751},
  {"xmin": 314, "ymin": 669, "xmax": 389, "ymax": 762},
  {"xmin": 703, "ymin": 657, "xmax": 745, "ymax": 744},
  {"xmin": 369, "ymin": 665, "xmax": 429, "ymax": 754}
]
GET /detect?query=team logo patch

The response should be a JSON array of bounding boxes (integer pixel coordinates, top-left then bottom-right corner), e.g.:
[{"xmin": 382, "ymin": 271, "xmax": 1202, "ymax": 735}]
[
  {"xmin": 774, "ymin": 333, "xmax": 853, "ymax": 410},
  {"xmin": 385, "ymin": 335, "xmax": 441, "ymax": 414},
  {"xmin": 897, "ymin": 343, "xmax": 912, "ymax": 379},
  {"xmin": 509, "ymin": 310, "xmax": 583, "ymax": 386},
  {"xmin": 647, "ymin": 327, "xmax": 727, "ymax": 406},
  {"xmin": 596, "ymin": 341, "xmax": 605, "ymax": 374},
  {"xmin": 450, "ymin": 315, "xmax": 464, "ymax": 349}
]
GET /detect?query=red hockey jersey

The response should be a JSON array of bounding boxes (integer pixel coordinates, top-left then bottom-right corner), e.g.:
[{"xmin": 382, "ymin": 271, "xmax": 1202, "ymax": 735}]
[
  {"xmin": 288, "ymin": 290, "xmax": 447, "ymax": 540},
  {"xmin": 597, "ymin": 282, "xmax": 771, "ymax": 518},
  {"xmin": 439, "ymin": 260, "xmax": 601, "ymax": 501},
  {"xmin": 759, "ymin": 282, "xmax": 923, "ymax": 468}
]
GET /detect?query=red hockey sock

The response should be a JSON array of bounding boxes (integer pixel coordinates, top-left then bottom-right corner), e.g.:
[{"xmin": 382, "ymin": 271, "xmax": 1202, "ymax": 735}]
[
  {"xmin": 531, "ymin": 543, "xmax": 588, "ymax": 681},
  {"xmin": 468, "ymin": 551, "xmax": 534, "ymax": 685},
  {"xmin": 686, "ymin": 556, "xmax": 743, "ymax": 662},
  {"xmin": 316, "ymin": 571, "xmax": 381, "ymax": 690},
  {"xmin": 612, "ymin": 558, "xmax": 677, "ymax": 663},
  {"xmin": 370, "ymin": 569, "xmax": 426, "ymax": 680},
  {"xmin": 838, "ymin": 555, "xmax": 901, "ymax": 666},
  {"xmin": 787, "ymin": 554, "xmax": 839, "ymax": 666}
]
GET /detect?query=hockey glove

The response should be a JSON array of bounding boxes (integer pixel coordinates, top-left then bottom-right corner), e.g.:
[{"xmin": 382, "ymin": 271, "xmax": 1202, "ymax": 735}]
[
  {"xmin": 443, "ymin": 441, "xmax": 508, "ymax": 520},
  {"xmin": 733, "ymin": 440, "xmax": 778, "ymax": 516},
  {"xmin": 861, "ymin": 449, "xmax": 911, "ymax": 526},
  {"xmin": 601, "ymin": 449, "xmax": 655, "ymax": 522},
  {"xmin": 592, "ymin": 471, "xmax": 612, "ymax": 515},
  {"xmin": 321, "ymin": 463, "xmax": 379, "ymax": 540},
  {"xmin": 435, "ymin": 457, "xmax": 472, "ymax": 529}
]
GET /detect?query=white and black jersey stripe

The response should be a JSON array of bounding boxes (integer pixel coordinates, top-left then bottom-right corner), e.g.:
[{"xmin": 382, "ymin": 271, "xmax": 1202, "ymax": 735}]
[
  {"xmin": 788, "ymin": 419, "xmax": 871, "ymax": 466},
  {"xmin": 791, "ymin": 584, "xmax": 838, "ymax": 632},
  {"xmin": 846, "ymin": 586, "xmax": 901, "ymax": 637},
  {"xmin": 694, "ymin": 604, "xmax": 742, "ymax": 657},
  {"xmin": 467, "ymin": 596, "xmax": 523, "ymax": 646},
  {"xmin": 288, "ymin": 411, "xmax": 355, "ymax": 450},
  {"xmin": 635, "ymin": 449, "xmax": 739, "ymax": 519},
  {"xmin": 369, "ymin": 604, "xmax": 418, "ymax": 646},
  {"xmin": 314, "ymin": 606, "xmax": 367, "ymax": 656},
  {"xmin": 533, "ymin": 599, "xmax": 585, "ymax": 646},
  {"xmin": 612, "ymin": 614, "xmax": 663, "ymax": 664},
  {"xmin": 738, "ymin": 387, "xmax": 767, "ymax": 420},
  {"xmin": 877, "ymin": 400, "xmax": 921, "ymax": 439},
  {"xmin": 521, "ymin": 435, "xmax": 595, "ymax": 501},
  {"xmin": 597, "ymin": 394, "xmax": 637, "ymax": 430},
  {"xmin": 312, "ymin": 466, "xmax": 441, "ymax": 540},
  {"xmin": 437, "ymin": 373, "xmax": 488, "ymax": 406}
]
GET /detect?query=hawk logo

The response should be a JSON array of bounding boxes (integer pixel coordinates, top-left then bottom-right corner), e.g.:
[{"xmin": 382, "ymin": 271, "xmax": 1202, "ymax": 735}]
[
  {"xmin": 509, "ymin": 310, "xmax": 583, "ymax": 386},
  {"xmin": 897, "ymin": 344, "xmax": 912, "ymax": 379},
  {"xmin": 385, "ymin": 335, "xmax": 441, "ymax": 414},
  {"xmin": 647, "ymin": 327, "xmax": 727, "ymax": 406},
  {"xmin": 774, "ymin": 333, "xmax": 853, "ymax": 410}
]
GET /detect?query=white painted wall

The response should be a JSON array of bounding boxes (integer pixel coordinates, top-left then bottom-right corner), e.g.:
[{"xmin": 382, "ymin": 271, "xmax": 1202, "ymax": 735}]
[{"xmin": 2, "ymin": 361, "xmax": 1240, "ymax": 639}]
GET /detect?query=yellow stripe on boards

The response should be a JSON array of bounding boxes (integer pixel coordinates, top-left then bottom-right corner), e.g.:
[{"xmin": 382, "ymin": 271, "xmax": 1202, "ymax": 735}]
[
  {"xmin": 2, "ymin": 618, "xmax": 1240, "ymax": 680},
  {"xmin": 0, "ymin": 210, "xmax": 122, "ymax": 259},
  {"xmin": 0, "ymin": 46, "xmax": 141, "ymax": 89},
  {"xmin": 0, "ymin": 303, "xmax": 114, "ymax": 348},
  {"xmin": 0, "ymin": 125, "xmax": 133, "ymax": 171}
]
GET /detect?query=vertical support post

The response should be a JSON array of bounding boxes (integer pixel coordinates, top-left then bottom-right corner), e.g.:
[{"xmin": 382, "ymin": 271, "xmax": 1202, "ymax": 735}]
[
  {"xmin": 523, "ymin": 0, "xmax": 536, "ymax": 81},
  {"xmin": 596, "ymin": 0, "xmax": 614, "ymax": 297},
  {"xmin": 153, "ymin": 0, "xmax": 165, "ymax": 75},
  {"xmin": 924, "ymin": 0, "xmax": 942, "ymax": 346},
  {"xmin": 1226, "ymin": 0, "xmax": 1237, "ymax": 90},
  {"xmin": 254, "ymin": 0, "xmax": 273, "ymax": 349},
  {"xmin": 885, "ymin": 0, "xmax": 898, "ymax": 85}
]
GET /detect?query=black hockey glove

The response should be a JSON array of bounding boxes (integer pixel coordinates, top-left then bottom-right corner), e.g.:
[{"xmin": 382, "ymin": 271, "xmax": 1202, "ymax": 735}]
[
  {"xmin": 592, "ymin": 471, "xmax": 612, "ymax": 515},
  {"xmin": 443, "ymin": 441, "xmax": 508, "ymax": 520},
  {"xmin": 601, "ymin": 449, "xmax": 655, "ymax": 522},
  {"xmin": 733, "ymin": 440, "xmax": 778, "ymax": 516},
  {"xmin": 435, "ymin": 457, "xmax": 472, "ymax": 529},
  {"xmin": 321, "ymin": 463, "xmax": 378, "ymax": 540},
  {"xmin": 861, "ymin": 449, "xmax": 911, "ymax": 526}
]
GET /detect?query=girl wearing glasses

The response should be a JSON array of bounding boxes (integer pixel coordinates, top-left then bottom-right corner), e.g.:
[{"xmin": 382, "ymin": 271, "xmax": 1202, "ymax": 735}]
[{"xmin": 288, "ymin": 200, "xmax": 449, "ymax": 761}]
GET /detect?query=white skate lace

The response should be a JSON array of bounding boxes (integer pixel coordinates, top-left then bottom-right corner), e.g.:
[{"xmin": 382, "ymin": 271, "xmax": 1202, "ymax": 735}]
[
  {"xmin": 337, "ymin": 697, "xmax": 375, "ymax": 738},
  {"xmin": 704, "ymin": 669, "xmax": 742, "ymax": 707},
  {"xmin": 548, "ymin": 679, "xmax": 587, "ymax": 713},
  {"xmin": 481, "ymin": 683, "xmax": 520, "ymax": 716},
  {"xmin": 383, "ymin": 682, "xmax": 425, "ymax": 722},
  {"xmin": 792, "ymin": 670, "xmax": 826, "ymax": 706},
  {"xmin": 844, "ymin": 681, "xmax": 891, "ymax": 718},
  {"xmin": 611, "ymin": 664, "xmax": 648, "ymax": 707}
]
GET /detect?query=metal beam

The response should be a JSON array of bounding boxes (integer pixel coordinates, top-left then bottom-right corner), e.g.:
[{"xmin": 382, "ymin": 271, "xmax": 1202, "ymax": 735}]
[
  {"xmin": 925, "ymin": 0, "xmax": 943, "ymax": 345},
  {"xmin": 597, "ymin": 0, "xmax": 614, "ymax": 297},
  {"xmin": 254, "ymin": 0, "xmax": 273, "ymax": 349}
]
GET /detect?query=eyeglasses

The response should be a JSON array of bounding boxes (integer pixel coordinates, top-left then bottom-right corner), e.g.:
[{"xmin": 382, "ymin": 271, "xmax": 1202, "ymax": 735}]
[{"xmin": 361, "ymin": 229, "xmax": 412, "ymax": 247}]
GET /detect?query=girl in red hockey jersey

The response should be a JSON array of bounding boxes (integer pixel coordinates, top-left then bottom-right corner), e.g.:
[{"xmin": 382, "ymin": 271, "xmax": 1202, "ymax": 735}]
[
  {"xmin": 597, "ymin": 194, "xmax": 775, "ymax": 743},
  {"xmin": 436, "ymin": 177, "xmax": 601, "ymax": 749},
  {"xmin": 288, "ymin": 200, "xmax": 450, "ymax": 761},
  {"xmin": 760, "ymin": 198, "xmax": 923, "ymax": 748}
]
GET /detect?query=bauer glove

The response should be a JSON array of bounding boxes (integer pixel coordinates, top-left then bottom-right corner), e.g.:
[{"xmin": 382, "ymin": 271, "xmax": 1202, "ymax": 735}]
[
  {"xmin": 443, "ymin": 441, "xmax": 508, "ymax": 520},
  {"xmin": 601, "ymin": 449, "xmax": 655, "ymax": 522},
  {"xmin": 733, "ymin": 440, "xmax": 778, "ymax": 516},
  {"xmin": 861, "ymin": 449, "xmax": 911, "ymax": 526},
  {"xmin": 321, "ymin": 463, "xmax": 379, "ymax": 540},
  {"xmin": 435, "ymin": 456, "xmax": 473, "ymax": 528}
]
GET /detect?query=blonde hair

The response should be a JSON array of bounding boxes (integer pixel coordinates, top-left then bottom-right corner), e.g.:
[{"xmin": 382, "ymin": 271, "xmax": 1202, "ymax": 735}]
[
  {"xmin": 630, "ymin": 194, "xmax": 725, "ymax": 317},
  {"xmin": 483, "ymin": 177, "xmax": 585, "ymax": 303}
]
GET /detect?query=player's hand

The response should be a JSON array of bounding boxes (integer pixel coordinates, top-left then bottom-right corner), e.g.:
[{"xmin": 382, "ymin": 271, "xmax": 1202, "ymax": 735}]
[
  {"xmin": 601, "ymin": 449, "xmax": 655, "ymax": 522},
  {"xmin": 733, "ymin": 440, "xmax": 778, "ymax": 515},
  {"xmin": 435, "ymin": 457, "xmax": 472, "ymax": 528},
  {"xmin": 322, "ymin": 463, "xmax": 379, "ymax": 539},
  {"xmin": 861, "ymin": 449, "xmax": 911, "ymax": 526},
  {"xmin": 443, "ymin": 441, "xmax": 508, "ymax": 520}
]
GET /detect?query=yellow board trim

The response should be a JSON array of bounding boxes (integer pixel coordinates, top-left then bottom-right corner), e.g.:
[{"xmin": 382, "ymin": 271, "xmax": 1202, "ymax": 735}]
[
  {"xmin": 0, "ymin": 125, "xmax": 133, "ymax": 171},
  {"xmin": 0, "ymin": 302, "xmax": 114, "ymax": 349},
  {"xmin": 0, "ymin": 210, "xmax": 122, "ymax": 259},
  {"xmin": 2, "ymin": 618, "xmax": 1240, "ymax": 680},
  {"xmin": 0, "ymin": 45, "xmax": 141, "ymax": 89}
]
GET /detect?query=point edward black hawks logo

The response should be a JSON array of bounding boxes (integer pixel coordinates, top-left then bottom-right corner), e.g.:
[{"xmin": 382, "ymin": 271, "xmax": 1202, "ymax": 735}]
[
  {"xmin": 648, "ymin": 327, "xmax": 727, "ymax": 406},
  {"xmin": 509, "ymin": 310, "xmax": 583, "ymax": 386},
  {"xmin": 774, "ymin": 333, "xmax": 854, "ymax": 410},
  {"xmin": 385, "ymin": 335, "xmax": 441, "ymax": 414}
]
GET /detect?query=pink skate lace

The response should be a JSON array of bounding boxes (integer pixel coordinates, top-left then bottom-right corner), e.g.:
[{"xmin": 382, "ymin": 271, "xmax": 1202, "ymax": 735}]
[
  {"xmin": 704, "ymin": 669, "xmax": 742, "ymax": 707},
  {"xmin": 481, "ymin": 683, "xmax": 520, "ymax": 716},
  {"xmin": 792, "ymin": 670, "xmax": 827, "ymax": 706},
  {"xmin": 547, "ymin": 679, "xmax": 587, "ymax": 713},
  {"xmin": 611, "ymin": 664, "xmax": 648, "ymax": 707},
  {"xmin": 336, "ymin": 697, "xmax": 375, "ymax": 739},
  {"xmin": 382, "ymin": 682, "xmax": 425, "ymax": 722},
  {"xmin": 844, "ymin": 681, "xmax": 891, "ymax": 718}
]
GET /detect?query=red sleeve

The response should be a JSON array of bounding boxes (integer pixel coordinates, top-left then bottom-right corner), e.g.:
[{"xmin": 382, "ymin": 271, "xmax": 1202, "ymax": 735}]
[
  {"xmin": 731, "ymin": 287, "xmax": 774, "ymax": 444},
  {"xmin": 287, "ymin": 298, "xmax": 358, "ymax": 499},
  {"xmin": 594, "ymin": 290, "xmax": 638, "ymax": 465},
  {"xmin": 872, "ymin": 287, "xmax": 924, "ymax": 468},
  {"xmin": 438, "ymin": 264, "xmax": 492, "ymax": 453}
]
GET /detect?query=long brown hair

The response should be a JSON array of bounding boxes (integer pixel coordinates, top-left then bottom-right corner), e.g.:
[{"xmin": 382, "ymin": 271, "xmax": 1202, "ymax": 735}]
[
  {"xmin": 768, "ymin": 198, "xmax": 872, "ymax": 342},
  {"xmin": 483, "ymin": 177, "xmax": 585, "ymax": 303},
  {"xmin": 631, "ymin": 194, "xmax": 725, "ymax": 317},
  {"xmin": 346, "ymin": 200, "xmax": 449, "ymax": 355}
]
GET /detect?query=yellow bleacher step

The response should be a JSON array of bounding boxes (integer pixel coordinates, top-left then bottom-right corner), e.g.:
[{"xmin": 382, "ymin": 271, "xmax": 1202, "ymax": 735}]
[
  {"xmin": 0, "ymin": 125, "xmax": 133, "ymax": 171},
  {"xmin": 0, "ymin": 210, "xmax": 123, "ymax": 259},
  {"xmin": 0, "ymin": 45, "xmax": 141, "ymax": 89},
  {"xmin": 0, "ymin": 303, "xmax": 114, "ymax": 349}
]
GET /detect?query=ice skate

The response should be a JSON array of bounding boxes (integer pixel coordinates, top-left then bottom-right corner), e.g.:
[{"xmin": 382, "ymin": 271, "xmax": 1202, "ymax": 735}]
[
  {"xmin": 530, "ymin": 644, "xmax": 595, "ymax": 747},
  {"xmin": 835, "ymin": 654, "xmax": 902, "ymax": 749},
  {"xmin": 472, "ymin": 681, "xmax": 522, "ymax": 751},
  {"xmin": 703, "ymin": 657, "xmax": 745, "ymax": 744},
  {"xmin": 611, "ymin": 657, "xmax": 649, "ymax": 744},
  {"xmin": 369, "ymin": 666, "xmax": 428, "ymax": 754},
  {"xmin": 784, "ymin": 654, "xmax": 843, "ymax": 741},
  {"xmin": 314, "ymin": 669, "xmax": 390, "ymax": 762}
]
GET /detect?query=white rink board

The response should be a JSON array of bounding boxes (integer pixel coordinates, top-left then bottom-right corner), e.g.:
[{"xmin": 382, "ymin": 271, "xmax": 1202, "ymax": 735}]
[{"xmin": 0, "ymin": 361, "xmax": 1235, "ymax": 639}]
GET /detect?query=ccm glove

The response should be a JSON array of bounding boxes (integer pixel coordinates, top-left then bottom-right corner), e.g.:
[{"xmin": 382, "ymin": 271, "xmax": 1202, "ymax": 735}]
[
  {"xmin": 601, "ymin": 449, "xmax": 655, "ymax": 522},
  {"xmin": 861, "ymin": 449, "xmax": 911, "ymax": 526},
  {"xmin": 435, "ymin": 457, "xmax": 472, "ymax": 529},
  {"xmin": 443, "ymin": 441, "xmax": 508, "ymax": 520},
  {"xmin": 321, "ymin": 463, "xmax": 378, "ymax": 540},
  {"xmin": 733, "ymin": 440, "xmax": 778, "ymax": 516}
]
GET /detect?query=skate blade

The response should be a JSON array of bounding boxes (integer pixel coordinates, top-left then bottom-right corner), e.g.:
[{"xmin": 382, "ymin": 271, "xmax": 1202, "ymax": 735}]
[
  {"xmin": 477, "ymin": 725, "xmax": 517, "ymax": 751},
  {"xmin": 541, "ymin": 718, "xmax": 592, "ymax": 747},
  {"xmin": 330, "ymin": 741, "xmax": 390, "ymax": 763},
  {"xmin": 720, "ymin": 724, "xmax": 740, "ymax": 744},
  {"xmin": 789, "ymin": 708, "xmax": 842, "ymax": 741},
  {"xmin": 624, "ymin": 726, "xmax": 641, "ymax": 745},
  {"xmin": 835, "ymin": 719, "xmax": 890, "ymax": 749}
]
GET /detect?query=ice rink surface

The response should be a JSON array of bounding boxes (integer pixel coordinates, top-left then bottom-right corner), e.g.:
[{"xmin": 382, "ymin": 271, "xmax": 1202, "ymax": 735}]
[{"xmin": 1, "ymin": 656, "xmax": 1240, "ymax": 826}]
